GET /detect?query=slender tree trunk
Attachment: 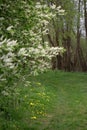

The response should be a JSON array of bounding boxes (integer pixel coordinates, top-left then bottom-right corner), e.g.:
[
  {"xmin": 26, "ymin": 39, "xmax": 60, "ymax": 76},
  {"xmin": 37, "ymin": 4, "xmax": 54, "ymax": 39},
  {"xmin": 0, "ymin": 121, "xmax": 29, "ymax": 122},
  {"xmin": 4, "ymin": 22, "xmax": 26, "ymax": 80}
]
[
  {"xmin": 74, "ymin": 0, "xmax": 87, "ymax": 71},
  {"xmin": 83, "ymin": 0, "xmax": 87, "ymax": 41}
]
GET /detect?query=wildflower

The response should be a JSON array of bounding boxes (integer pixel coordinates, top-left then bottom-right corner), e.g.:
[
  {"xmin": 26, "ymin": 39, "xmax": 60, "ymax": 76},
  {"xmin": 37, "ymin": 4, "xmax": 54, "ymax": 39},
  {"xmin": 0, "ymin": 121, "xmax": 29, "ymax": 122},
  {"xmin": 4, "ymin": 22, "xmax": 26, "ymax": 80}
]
[
  {"xmin": 31, "ymin": 116, "xmax": 37, "ymax": 119},
  {"xmin": 30, "ymin": 102, "xmax": 34, "ymax": 106},
  {"xmin": 37, "ymin": 82, "xmax": 41, "ymax": 85}
]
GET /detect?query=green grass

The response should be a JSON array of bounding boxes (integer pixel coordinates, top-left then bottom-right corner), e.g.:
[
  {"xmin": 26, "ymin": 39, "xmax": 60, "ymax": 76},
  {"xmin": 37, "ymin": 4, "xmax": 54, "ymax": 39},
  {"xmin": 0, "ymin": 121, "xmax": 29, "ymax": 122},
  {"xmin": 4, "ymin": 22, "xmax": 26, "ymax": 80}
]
[
  {"xmin": 1, "ymin": 70, "xmax": 87, "ymax": 130},
  {"xmin": 27, "ymin": 70, "xmax": 87, "ymax": 130}
]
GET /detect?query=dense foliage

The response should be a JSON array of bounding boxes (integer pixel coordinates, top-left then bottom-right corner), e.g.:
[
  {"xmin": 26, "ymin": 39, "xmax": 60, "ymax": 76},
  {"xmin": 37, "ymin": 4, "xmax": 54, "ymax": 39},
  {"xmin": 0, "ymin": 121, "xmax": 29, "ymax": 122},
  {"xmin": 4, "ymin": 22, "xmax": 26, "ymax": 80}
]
[{"xmin": 0, "ymin": 0, "xmax": 64, "ymax": 129}]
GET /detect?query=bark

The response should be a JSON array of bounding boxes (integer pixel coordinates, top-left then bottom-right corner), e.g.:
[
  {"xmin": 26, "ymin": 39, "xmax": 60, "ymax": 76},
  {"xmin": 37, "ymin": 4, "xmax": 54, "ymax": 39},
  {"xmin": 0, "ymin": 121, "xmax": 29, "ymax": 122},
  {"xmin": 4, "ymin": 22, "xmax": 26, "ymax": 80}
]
[
  {"xmin": 47, "ymin": 34, "xmax": 55, "ymax": 47},
  {"xmin": 84, "ymin": 0, "xmax": 87, "ymax": 41},
  {"xmin": 74, "ymin": 0, "xmax": 87, "ymax": 71}
]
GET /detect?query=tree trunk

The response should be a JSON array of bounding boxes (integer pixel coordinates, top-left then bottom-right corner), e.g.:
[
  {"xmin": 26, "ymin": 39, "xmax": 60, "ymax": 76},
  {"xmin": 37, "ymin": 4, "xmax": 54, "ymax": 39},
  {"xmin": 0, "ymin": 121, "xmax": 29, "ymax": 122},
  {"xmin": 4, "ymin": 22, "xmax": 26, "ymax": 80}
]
[
  {"xmin": 84, "ymin": 0, "xmax": 87, "ymax": 41},
  {"xmin": 74, "ymin": 0, "xmax": 87, "ymax": 71}
]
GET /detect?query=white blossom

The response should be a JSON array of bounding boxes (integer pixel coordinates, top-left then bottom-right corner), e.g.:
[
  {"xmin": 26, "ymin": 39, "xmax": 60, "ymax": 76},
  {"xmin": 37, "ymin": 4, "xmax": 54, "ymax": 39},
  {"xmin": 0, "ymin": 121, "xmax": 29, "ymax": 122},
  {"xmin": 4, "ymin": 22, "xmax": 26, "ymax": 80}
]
[
  {"xmin": 50, "ymin": 4, "xmax": 56, "ymax": 9},
  {"xmin": 41, "ymin": 20, "xmax": 49, "ymax": 26},
  {"xmin": 0, "ymin": 1, "xmax": 64, "ymax": 88},
  {"xmin": 35, "ymin": 2, "xmax": 42, "ymax": 9},
  {"xmin": 18, "ymin": 48, "xmax": 28, "ymax": 56},
  {"xmin": 0, "ymin": 17, "xmax": 4, "ymax": 21},
  {"xmin": 1, "ymin": 90, "xmax": 9, "ymax": 96},
  {"xmin": 7, "ymin": 25, "xmax": 13, "ymax": 31},
  {"xmin": 3, "ymin": 57, "xmax": 13, "ymax": 63},
  {"xmin": 58, "ymin": 9, "xmax": 65, "ymax": 14},
  {"xmin": 7, "ymin": 39, "xmax": 17, "ymax": 47},
  {"xmin": 56, "ymin": 6, "xmax": 61, "ymax": 11}
]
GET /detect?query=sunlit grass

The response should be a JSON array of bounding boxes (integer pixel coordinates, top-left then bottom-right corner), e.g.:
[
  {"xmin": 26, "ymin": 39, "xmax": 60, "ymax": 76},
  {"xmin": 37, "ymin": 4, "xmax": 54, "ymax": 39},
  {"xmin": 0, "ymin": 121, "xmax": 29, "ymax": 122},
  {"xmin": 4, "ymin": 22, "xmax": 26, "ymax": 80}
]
[{"xmin": 26, "ymin": 70, "xmax": 87, "ymax": 130}]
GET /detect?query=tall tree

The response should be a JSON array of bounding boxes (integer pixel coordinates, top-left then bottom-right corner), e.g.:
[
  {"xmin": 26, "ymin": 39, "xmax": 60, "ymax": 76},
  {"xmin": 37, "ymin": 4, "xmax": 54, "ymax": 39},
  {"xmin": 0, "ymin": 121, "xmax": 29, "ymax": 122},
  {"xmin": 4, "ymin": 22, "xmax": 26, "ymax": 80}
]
[{"xmin": 83, "ymin": 0, "xmax": 87, "ymax": 41}]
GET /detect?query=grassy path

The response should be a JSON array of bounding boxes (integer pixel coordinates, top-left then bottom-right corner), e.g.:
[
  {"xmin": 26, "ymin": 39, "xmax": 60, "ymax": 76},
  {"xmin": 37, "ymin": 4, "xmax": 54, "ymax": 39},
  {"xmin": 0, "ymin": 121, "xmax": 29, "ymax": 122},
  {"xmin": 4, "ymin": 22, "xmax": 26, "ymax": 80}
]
[
  {"xmin": 9, "ymin": 71, "xmax": 87, "ymax": 130},
  {"xmin": 31, "ymin": 71, "xmax": 87, "ymax": 130}
]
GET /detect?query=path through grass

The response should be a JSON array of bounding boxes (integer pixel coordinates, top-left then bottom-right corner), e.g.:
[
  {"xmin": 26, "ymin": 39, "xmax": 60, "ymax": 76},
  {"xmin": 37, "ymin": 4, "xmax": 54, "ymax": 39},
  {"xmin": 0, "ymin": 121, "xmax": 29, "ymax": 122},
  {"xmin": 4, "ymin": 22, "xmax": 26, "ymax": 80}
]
[
  {"xmin": 29, "ymin": 71, "xmax": 87, "ymax": 130},
  {"xmin": 1, "ymin": 71, "xmax": 87, "ymax": 130}
]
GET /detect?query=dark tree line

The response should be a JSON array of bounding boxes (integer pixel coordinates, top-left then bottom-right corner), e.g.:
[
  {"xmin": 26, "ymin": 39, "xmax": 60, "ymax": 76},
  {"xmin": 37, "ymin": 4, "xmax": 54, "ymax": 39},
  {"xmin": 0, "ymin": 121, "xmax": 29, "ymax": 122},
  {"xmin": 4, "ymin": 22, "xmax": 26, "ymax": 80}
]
[{"xmin": 44, "ymin": 0, "xmax": 87, "ymax": 72}]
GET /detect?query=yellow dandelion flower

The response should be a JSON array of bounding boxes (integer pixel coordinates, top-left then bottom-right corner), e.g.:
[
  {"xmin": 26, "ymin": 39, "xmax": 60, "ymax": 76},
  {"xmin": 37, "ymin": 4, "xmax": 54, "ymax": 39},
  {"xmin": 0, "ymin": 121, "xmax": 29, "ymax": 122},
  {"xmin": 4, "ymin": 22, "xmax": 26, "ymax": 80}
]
[
  {"xmin": 31, "ymin": 116, "xmax": 37, "ymax": 119},
  {"xmin": 30, "ymin": 102, "xmax": 34, "ymax": 106},
  {"xmin": 24, "ymin": 95, "xmax": 27, "ymax": 98},
  {"xmin": 37, "ymin": 82, "xmax": 41, "ymax": 85}
]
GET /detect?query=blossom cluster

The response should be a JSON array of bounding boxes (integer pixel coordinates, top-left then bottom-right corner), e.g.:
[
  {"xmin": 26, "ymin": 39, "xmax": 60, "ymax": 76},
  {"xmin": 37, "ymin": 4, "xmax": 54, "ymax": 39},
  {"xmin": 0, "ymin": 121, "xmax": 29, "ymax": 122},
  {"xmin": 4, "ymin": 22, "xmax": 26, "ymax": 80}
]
[
  {"xmin": 0, "ymin": 3, "xmax": 65, "ymax": 130},
  {"xmin": 0, "ymin": 37, "xmax": 64, "ymax": 77},
  {"xmin": 0, "ymin": 1, "xmax": 65, "ymax": 85}
]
